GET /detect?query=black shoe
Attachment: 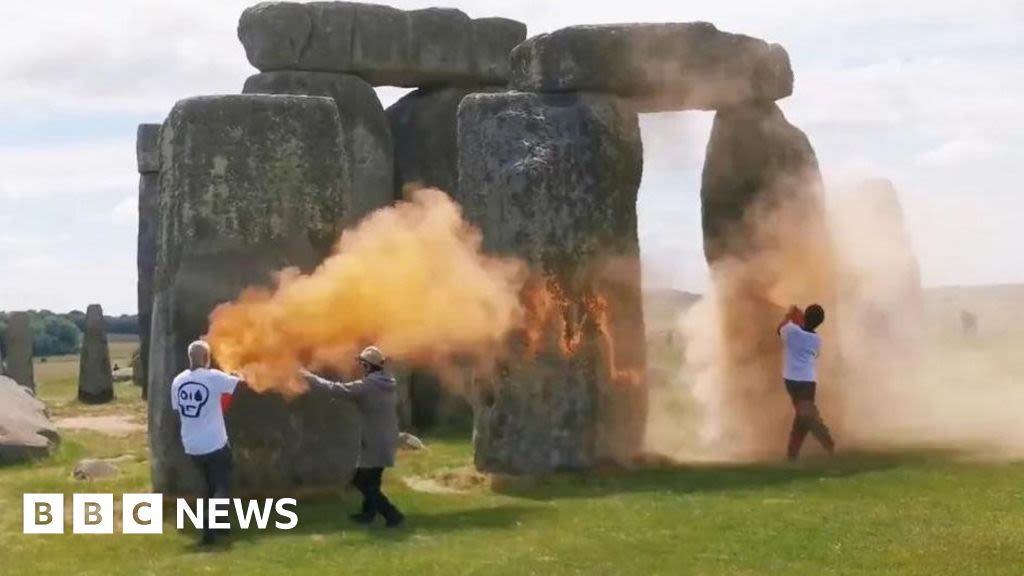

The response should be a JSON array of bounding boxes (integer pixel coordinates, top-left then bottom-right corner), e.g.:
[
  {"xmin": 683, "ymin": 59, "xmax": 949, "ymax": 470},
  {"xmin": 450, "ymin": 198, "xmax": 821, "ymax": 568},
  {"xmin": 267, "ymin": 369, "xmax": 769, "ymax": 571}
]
[
  {"xmin": 350, "ymin": 512, "xmax": 375, "ymax": 525},
  {"xmin": 385, "ymin": 512, "xmax": 405, "ymax": 528}
]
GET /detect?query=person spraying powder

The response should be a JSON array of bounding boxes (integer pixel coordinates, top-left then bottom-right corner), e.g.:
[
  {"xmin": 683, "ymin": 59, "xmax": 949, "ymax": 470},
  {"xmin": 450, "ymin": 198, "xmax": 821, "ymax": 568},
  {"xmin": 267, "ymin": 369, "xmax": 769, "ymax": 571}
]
[{"xmin": 778, "ymin": 304, "xmax": 836, "ymax": 460}]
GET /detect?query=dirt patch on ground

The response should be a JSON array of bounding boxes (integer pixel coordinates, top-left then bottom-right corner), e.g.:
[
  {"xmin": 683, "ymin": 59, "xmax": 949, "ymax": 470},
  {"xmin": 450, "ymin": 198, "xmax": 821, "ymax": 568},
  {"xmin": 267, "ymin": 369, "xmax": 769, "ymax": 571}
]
[
  {"xmin": 54, "ymin": 415, "xmax": 144, "ymax": 436},
  {"xmin": 404, "ymin": 467, "xmax": 491, "ymax": 494}
]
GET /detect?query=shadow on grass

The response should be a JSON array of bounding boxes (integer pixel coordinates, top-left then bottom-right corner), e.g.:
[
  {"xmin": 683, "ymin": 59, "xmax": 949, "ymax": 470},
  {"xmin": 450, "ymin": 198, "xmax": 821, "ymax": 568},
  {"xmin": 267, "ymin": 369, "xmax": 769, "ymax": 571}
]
[
  {"xmin": 490, "ymin": 450, "xmax": 952, "ymax": 501},
  {"xmin": 225, "ymin": 499, "xmax": 543, "ymax": 545}
]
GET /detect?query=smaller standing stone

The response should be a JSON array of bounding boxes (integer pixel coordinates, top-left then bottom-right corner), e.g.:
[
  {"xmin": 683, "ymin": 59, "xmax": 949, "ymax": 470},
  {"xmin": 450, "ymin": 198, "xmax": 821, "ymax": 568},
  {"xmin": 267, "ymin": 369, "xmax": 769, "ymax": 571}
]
[
  {"xmin": 3, "ymin": 312, "xmax": 35, "ymax": 392},
  {"xmin": 137, "ymin": 122, "xmax": 161, "ymax": 399},
  {"xmin": 78, "ymin": 304, "xmax": 114, "ymax": 404}
]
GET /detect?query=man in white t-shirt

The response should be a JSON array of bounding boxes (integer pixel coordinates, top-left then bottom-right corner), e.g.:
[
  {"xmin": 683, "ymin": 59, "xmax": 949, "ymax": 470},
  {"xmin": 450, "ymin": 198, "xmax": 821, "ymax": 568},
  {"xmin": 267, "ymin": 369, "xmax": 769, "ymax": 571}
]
[
  {"xmin": 171, "ymin": 340, "xmax": 242, "ymax": 546},
  {"xmin": 778, "ymin": 304, "xmax": 835, "ymax": 461}
]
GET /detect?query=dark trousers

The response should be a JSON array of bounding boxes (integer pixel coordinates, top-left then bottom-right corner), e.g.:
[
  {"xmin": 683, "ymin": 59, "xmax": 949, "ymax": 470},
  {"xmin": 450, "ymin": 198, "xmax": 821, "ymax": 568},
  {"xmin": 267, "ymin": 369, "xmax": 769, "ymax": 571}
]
[
  {"xmin": 190, "ymin": 445, "xmax": 232, "ymax": 539},
  {"xmin": 352, "ymin": 467, "xmax": 401, "ymax": 521},
  {"xmin": 784, "ymin": 380, "xmax": 835, "ymax": 460}
]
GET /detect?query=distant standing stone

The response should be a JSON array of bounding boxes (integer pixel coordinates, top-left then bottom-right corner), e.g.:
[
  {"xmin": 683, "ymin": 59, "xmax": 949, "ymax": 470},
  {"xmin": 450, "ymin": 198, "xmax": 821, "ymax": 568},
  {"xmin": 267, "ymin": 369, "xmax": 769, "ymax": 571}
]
[
  {"xmin": 3, "ymin": 312, "xmax": 35, "ymax": 392},
  {"xmin": 78, "ymin": 304, "xmax": 114, "ymax": 404}
]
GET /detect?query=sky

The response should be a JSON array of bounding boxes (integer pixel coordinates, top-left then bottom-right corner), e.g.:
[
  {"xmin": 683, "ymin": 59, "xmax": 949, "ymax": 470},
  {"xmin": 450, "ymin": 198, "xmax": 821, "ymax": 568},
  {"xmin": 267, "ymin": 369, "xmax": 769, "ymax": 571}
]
[{"xmin": 0, "ymin": 0, "xmax": 1021, "ymax": 314}]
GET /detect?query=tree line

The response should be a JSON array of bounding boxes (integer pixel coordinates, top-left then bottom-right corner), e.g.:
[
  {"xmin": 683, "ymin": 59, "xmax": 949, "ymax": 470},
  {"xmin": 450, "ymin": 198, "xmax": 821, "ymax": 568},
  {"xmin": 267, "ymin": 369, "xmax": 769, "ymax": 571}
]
[{"xmin": 0, "ymin": 310, "xmax": 139, "ymax": 357}]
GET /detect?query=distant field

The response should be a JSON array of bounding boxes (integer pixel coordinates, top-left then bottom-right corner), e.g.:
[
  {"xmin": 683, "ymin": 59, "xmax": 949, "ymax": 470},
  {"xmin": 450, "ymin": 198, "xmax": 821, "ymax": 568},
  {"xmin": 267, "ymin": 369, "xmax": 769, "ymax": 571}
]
[{"xmin": 33, "ymin": 336, "xmax": 139, "ymax": 407}]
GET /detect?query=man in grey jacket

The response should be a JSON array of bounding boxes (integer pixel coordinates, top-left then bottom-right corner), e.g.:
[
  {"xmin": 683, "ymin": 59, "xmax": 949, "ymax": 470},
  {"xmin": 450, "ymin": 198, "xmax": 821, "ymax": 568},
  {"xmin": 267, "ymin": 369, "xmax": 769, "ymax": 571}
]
[{"xmin": 301, "ymin": 346, "xmax": 404, "ymax": 527}]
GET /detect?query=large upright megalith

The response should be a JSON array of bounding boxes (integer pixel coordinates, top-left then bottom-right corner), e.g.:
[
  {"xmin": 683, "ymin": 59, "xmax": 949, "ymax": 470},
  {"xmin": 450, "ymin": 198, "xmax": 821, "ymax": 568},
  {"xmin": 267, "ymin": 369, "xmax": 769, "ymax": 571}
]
[
  {"xmin": 149, "ymin": 94, "xmax": 360, "ymax": 493},
  {"xmin": 3, "ymin": 312, "xmax": 35, "ymax": 392},
  {"xmin": 459, "ymin": 92, "xmax": 647, "ymax": 473},
  {"xmin": 698, "ymin": 102, "xmax": 836, "ymax": 458},
  {"xmin": 78, "ymin": 304, "xmax": 114, "ymax": 404},
  {"xmin": 137, "ymin": 123, "xmax": 161, "ymax": 399}
]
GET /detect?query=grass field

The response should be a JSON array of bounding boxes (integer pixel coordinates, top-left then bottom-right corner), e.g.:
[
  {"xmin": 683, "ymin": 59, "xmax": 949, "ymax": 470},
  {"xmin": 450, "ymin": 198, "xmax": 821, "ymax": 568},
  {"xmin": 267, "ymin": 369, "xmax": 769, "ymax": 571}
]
[{"xmin": 3, "ymin": 293, "xmax": 1024, "ymax": 575}]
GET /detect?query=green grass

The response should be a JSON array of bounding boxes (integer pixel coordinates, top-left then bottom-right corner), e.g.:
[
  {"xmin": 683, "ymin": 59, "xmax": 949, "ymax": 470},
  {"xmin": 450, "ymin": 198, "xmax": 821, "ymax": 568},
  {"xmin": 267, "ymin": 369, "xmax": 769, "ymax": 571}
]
[
  {"xmin": 5, "ymin": 430, "xmax": 1024, "ymax": 575},
  {"xmin": 5, "ymin": 297, "xmax": 1024, "ymax": 574}
]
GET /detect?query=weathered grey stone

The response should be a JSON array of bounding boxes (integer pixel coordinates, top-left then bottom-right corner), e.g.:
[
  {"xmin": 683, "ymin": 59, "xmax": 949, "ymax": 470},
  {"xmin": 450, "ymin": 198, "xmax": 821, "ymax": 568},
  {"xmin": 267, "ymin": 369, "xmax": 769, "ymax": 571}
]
[
  {"xmin": 138, "ymin": 170, "xmax": 159, "ymax": 398},
  {"xmin": 78, "ymin": 304, "xmax": 114, "ymax": 404},
  {"xmin": 386, "ymin": 87, "xmax": 499, "ymax": 199},
  {"xmin": 701, "ymin": 103, "xmax": 821, "ymax": 262},
  {"xmin": 510, "ymin": 23, "xmax": 793, "ymax": 112},
  {"xmin": 73, "ymin": 458, "xmax": 120, "ymax": 480},
  {"xmin": 137, "ymin": 123, "xmax": 161, "ymax": 173},
  {"xmin": 458, "ymin": 92, "xmax": 647, "ymax": 474},
  {"xmin": 244, "ymin": 71, "xmax": 394, "ymax": 220},
  {"xmin": 237, "ymin": 2, "xmax": 526, "ymax": 86},
  {"xmin": 406, "ymin": 370, "xmax": 473, "ymax": 431},
  {"xmin": 237, "ymin": 2, "xmax": 312, "ymax": 71},
  {"xmin": 0, "ymin": 375, "xmax": 58, "ymax": 465},
  {"xmin": 698, "ymin": 102, "xmax": 836, "ymax": 458},
  {"xmin": 471, "ymin": 18, "xmax": 526, "ymax": 82},
  {"xmin": 398, "ymin": 432, "xmax": 424, "ymax": 450},
  {"xmin": 137, "ymin": 124, "xmax": 161, "ymax": 399},
  {"xmin": 3, "ymin": 312, "xmax": 34, "ymax": 392},
  {"xmin": 150, "ymin": 94, "xmax": 359, "ymax": 494}
]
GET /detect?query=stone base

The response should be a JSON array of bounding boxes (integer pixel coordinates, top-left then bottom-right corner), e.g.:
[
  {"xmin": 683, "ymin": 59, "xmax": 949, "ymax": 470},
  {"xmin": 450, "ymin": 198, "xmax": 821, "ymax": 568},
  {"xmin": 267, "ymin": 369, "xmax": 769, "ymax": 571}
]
[{"xmin": 78, "ymin": 389, "xmax": 114, "ymax": 405}]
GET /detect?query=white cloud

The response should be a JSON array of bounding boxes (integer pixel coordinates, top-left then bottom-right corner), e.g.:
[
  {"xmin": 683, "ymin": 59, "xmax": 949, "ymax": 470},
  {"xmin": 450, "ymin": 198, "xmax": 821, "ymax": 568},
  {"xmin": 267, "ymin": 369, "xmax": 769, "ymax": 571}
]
[{"xmin": 0, "ymin": 139, "xmax": 135, "ymax": 199}]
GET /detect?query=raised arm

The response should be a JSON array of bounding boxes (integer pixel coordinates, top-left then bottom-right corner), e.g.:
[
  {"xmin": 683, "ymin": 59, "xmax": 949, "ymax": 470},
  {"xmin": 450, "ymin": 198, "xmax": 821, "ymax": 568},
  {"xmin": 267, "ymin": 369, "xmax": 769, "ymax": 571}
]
[{"xmin": 299, "ymin": 369, "xmax": 366, "ymax": 399}]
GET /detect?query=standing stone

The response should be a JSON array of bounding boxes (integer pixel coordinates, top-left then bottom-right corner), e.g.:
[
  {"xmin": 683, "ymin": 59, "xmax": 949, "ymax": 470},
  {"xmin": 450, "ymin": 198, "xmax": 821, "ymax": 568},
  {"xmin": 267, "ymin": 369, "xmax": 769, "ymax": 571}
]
[
  {"xmin": 510, "ymin": 23, "xmax": 792, "ymax": 112},
  {"xmin": 830, "ymin": 179, "xmax": 923, "ymax": 447},
  {"xmin": 386, "ymin": 87, "xmax": 499, "ymax": 199},
  {"xmin": 237, "ymin": 2, "xmax": 526, "ymax": 87},
  {"xmin": 3, "ymin": 312, "xmax": 34, "ymax": 392},
  {"xmin": 137, "ymin": 123, "xmax": 161, "ymax": 399},
  {"xmin": 150, "ymin": 94, "xmax": 360, "ymax": 494},
  {"xmin": 78, "ymin": 304, "xmax": 114, "ymax": 404},
  {"xmin": 243, "ymin": 71, "xmax": 394, "ymax": 219},
  {"xmin": 459, "ymin": 92, "xmax": 647, "ymax": 474},
  {"xmin": 698, "ymin": 102, "xmax": 836, "ymax": 459}
]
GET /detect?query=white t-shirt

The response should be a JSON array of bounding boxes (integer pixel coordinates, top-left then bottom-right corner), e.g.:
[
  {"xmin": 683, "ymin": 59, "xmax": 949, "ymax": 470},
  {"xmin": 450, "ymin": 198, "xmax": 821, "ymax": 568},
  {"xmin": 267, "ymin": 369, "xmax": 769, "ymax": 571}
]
[
  {"xmin": 170, "ymin": 368, "xmax": 240, "ymax": 456},
  {"xmin": 780, "ymin": 322, "xmax": 821, "ymax": 382}
]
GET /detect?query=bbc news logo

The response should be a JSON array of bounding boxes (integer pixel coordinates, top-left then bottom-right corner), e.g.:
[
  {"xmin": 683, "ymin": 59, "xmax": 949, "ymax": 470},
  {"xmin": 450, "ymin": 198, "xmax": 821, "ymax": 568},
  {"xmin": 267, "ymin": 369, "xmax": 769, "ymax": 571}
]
[{"xmin": 24, "ymin": 493, "xmax": 298, "ymax": 534}]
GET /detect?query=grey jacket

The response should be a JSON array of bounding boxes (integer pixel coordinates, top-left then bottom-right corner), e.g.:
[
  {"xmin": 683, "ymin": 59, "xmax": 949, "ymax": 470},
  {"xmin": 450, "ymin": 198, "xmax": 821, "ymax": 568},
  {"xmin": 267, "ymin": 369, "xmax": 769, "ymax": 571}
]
[{"xmin": 304, "ymin": 369, "xmax": 399, "ymax": 469}]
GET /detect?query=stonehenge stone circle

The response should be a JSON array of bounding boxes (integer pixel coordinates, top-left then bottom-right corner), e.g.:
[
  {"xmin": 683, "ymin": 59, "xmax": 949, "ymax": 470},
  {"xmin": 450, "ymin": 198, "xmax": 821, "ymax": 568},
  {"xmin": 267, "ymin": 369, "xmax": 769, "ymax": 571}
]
[
  {"xmin": 78, "ymin": 304, "xmax": 115, "ymax": 404},
  {"xmin": 0, "ymin": 375, "xmax": 59, "ymax": 465},
  {"xmin": 143, "ymin": 1, "xmax": 829, "ymax": 477},
  {"xmin": 137, "ymin": 123, "xmax": 161, "ymax": 398},
  {"xmin": 238, "ymin": 2, "xmax": 526, "ymax": 87},
  {"xmin": 149, "ymin": 94, "xmax": 359, "ymax": 493},
  {"xmin": 3, "ymin": 312, "xmax": 35, "ymax": 392},
  {"xmin": 459, "ymin": 91, "xmax": 647, "ymax": 473},
  {"xmin": 244, "ymin": 70, "xmax": 394, "ymax": 219},
  {"xmin": 510, "ymin": 23, "xmax": 793, "ymax": 112}
]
